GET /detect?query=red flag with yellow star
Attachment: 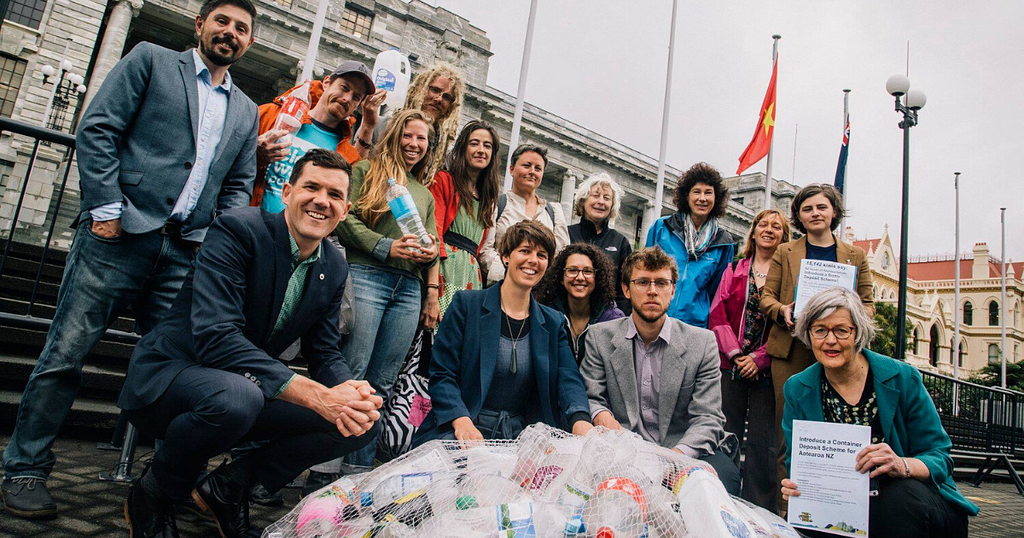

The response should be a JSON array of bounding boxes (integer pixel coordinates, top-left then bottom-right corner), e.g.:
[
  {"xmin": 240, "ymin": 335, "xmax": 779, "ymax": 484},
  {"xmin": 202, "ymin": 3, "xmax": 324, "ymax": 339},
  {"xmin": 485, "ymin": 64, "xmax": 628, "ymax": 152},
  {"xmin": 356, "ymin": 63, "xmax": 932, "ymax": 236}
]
[{"xmin": 737, "ymin": 58, "xmax": 778, "ymax": 174}]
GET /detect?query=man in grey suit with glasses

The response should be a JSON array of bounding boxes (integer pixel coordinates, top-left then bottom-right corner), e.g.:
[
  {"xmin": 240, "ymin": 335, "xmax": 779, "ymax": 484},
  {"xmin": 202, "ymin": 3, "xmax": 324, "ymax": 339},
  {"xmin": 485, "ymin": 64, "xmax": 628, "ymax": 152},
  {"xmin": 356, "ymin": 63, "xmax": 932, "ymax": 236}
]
[
  {"xmin": 1, "ymin": 0, "xmax": 259, "ymax": 519},
  {"xmin": 580, "ymin": 247, "xmax": 741, "ymax": 495}
]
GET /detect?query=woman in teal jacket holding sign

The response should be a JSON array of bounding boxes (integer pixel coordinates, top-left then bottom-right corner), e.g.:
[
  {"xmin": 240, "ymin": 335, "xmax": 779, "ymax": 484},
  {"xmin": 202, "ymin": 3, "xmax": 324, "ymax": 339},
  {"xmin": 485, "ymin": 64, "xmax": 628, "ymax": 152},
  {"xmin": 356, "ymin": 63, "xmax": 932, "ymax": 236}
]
[
  {"xmin": 646, "ymin": 162, "xmax": 734, "ymax": 328},
  {"xmin": 781, "ymin": 288, "xmax": 977, "ymax": 538}
]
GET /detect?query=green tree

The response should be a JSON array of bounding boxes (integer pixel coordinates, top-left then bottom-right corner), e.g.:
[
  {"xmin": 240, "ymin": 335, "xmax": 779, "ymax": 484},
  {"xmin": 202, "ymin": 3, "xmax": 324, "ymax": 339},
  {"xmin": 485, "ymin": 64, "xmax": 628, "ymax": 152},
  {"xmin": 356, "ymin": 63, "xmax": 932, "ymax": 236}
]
[
  {"xmin": 869, "ymin": 302, "xmax": 912, "ymax": 358},
  {"xmin": 966, "ymin": 362, "xmax": 1024, "ymax": 393}
]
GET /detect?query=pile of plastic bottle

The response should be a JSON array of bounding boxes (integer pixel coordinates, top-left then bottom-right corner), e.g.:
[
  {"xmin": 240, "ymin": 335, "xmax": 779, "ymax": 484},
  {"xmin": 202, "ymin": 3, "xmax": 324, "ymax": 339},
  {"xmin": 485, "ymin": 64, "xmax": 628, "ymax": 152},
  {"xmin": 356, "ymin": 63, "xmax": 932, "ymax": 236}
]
[{"xmin": 263, "ymin": 424, "xmax": 801, "ymax": 538}]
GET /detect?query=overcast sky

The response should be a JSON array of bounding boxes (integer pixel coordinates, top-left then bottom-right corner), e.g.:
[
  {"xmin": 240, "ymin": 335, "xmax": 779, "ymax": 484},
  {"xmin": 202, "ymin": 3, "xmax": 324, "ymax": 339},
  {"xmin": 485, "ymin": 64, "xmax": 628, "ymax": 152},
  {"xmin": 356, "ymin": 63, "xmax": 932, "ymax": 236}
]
[{"xmin": 428, "ymin": 0, "xmax": 1023, "ymax": 261}]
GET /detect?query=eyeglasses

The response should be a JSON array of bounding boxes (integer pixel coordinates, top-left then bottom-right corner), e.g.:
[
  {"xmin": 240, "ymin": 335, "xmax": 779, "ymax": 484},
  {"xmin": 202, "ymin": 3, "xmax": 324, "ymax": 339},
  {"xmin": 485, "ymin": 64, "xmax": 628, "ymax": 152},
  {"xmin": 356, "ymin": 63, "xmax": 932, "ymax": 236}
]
[
  {"xmin": 629, "ymin": 278, "xmax": 675, "ymax": 291},
  {"xmin": 809, "ymin": 325, "xmax": 856, "ymax": 340},
  {"xmin": 564, "ymin": 268, "xmax": 596, "ymax": 279}
]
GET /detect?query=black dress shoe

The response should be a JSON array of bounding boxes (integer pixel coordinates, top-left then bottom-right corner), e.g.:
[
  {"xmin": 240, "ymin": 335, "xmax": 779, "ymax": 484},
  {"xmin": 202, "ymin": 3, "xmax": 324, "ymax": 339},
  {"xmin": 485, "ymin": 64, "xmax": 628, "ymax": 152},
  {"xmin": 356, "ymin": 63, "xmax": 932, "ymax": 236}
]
[
  {"xmin": 125, "ymin": 476, "xmax": 178, "ymax": 538},
  {"xmin": 249, "ymin": 482, "xmax": 283, "ymax": 507},
  {"xmin": 301, "ymin": 470, "xmax": 340, "ymax": 497},
  {"xmin": 1, "ymin": 477, "xmax": 58, "ymax": 519},
  {"xmin": 191, "ymin": 461, "xmax": 258, "ymax": 538}
]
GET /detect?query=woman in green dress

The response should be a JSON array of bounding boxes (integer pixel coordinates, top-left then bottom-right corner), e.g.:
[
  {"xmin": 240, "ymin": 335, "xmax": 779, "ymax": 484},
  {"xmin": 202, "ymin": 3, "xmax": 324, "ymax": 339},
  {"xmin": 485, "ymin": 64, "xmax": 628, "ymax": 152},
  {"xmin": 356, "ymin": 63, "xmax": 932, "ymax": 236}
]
[{"xmin": 429, "ymin": 120, "xmax": 503, "ymax": 316}]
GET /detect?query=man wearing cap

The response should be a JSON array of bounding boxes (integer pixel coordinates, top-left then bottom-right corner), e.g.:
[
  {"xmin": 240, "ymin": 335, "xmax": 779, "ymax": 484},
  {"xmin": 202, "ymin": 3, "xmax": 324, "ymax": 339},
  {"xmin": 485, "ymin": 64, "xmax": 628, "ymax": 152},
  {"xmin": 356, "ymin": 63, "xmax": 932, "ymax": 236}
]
[{"xmin": 251, "ymin": 61, "xmax": 385, "ymax": 213}]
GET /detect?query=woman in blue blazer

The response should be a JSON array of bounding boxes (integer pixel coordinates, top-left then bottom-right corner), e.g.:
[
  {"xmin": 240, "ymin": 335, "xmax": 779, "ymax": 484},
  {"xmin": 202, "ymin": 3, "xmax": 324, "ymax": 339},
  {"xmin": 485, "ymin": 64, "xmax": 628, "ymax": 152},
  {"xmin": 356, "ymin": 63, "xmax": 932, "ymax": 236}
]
[
  {"xmin": 413, "ymin": 221, "xmax": 593, "ymax": 445},
  {"xmin": 781, "ymin": 288, "xmax": 977, "ymax": 538}
]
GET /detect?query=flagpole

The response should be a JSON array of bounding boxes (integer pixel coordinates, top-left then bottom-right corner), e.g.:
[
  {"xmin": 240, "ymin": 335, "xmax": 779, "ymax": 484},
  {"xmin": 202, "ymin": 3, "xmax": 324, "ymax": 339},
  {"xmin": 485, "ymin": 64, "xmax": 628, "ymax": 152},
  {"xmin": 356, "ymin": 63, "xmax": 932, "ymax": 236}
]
[
  {"xmin": 299, "ymin": 0, "xmax": 331, "ymax": 83},
  {"xmin": 839, "ymin": 89, "xmax": 850, "ymax": 236},
  {"xmin": 762, "ymin": 34, "xmax": 781, "ymax": 211},
  {"xmin": 648, "ymin": 0, "xmax": 678, "ymax": 239},
  {"xmin": 504, "ymin": 0, "xmax": 539, "ymax": 192},
  {"xmin": 791, "ymin": 124, "xmax": 798, "ymax": 185}
]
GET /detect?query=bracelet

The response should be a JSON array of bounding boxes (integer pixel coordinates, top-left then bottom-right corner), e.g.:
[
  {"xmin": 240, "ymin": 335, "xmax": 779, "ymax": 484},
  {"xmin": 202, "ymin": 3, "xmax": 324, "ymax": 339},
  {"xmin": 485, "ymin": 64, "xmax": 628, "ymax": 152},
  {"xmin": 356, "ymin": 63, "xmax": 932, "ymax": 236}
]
[
  {"xmin": 357, "ymin": 137, "xmax": 373, "ymax": 149},
  {"xmin": 901, "ymin": 457, "xmax": 911, "ymax": 479},
  {"xmin": 426, "ymin": 284, "xmax": 440, "ymax": 290}
]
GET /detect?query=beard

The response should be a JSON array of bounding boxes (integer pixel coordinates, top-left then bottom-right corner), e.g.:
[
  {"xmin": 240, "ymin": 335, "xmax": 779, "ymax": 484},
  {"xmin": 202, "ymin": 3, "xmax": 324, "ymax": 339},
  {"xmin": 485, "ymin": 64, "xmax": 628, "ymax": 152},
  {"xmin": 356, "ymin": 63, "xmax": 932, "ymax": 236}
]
[
  {"xmin": 632, "ymin": 303, "xmax": 668, "ymax": 324},
  {"xmin": 200, "ymin": 34, "xmax": 240, "ymax": 67}
]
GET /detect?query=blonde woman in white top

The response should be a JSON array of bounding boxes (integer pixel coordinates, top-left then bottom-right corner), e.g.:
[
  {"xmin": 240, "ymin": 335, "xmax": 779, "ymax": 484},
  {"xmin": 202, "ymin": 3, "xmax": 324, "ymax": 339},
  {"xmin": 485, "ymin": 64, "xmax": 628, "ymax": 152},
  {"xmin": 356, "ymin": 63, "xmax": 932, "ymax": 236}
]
[{"xmin": 480, "ymin": 144, "xmax": 569, "ymax": 284}]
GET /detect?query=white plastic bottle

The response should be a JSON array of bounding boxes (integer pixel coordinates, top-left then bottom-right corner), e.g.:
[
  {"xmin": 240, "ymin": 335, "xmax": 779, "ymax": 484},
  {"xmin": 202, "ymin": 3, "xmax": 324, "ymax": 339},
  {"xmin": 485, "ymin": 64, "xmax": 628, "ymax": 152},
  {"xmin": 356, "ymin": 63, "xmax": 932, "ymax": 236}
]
[
  {"xmin": 372, "ymin": 49, "xmax": 411, "ymax": 115},
  {"xmin": 386, "ymin": 178, "xmax": 433, "ymax": 247},
  {"xmin": 271, "ymin": 80, "xmax": 311, "ymax": 146}
]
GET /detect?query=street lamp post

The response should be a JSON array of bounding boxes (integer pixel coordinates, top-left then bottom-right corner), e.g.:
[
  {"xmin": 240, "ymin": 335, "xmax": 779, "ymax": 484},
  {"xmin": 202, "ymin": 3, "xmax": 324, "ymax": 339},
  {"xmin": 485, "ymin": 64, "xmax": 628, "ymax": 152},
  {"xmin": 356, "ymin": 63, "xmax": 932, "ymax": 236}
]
[
  {"xmin": 886, "ymin": 74, "xmax": 926, "ymax": 362},
  {"xmin": 39, "ymin": 38, "xmax": 88, "ymax": 132}
]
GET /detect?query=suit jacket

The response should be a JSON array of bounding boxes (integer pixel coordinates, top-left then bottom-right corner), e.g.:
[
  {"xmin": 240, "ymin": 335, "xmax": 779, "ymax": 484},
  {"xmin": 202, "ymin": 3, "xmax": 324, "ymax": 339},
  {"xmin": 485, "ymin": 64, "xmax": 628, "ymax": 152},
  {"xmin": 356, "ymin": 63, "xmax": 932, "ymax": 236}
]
[
  {"xmin": 413, "ymin": 285, "xmax": 591, "ymax": 444},
  {"xmin": 783, "ymin": 349, "xmax": 980, "ymax": 516},
  {"xmin": 759, "ymin": 236, "xmax": 873, "ymax": 360},
  {"xmin": 117, "ymin": 208, "xmax": 351, "ymax": 410},
  {"xmin": 580, "ymin": 316, "xmax": 730, "ymax": 455},
  {"xmin": 75, "ymin": 43, "xmax": 258, "ymax": 242}
]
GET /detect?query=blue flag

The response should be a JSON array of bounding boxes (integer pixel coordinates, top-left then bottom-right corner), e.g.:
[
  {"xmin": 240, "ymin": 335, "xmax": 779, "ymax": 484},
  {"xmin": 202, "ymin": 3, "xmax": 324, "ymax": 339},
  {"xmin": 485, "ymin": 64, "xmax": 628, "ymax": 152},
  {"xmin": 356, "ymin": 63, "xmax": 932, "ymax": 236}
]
[{"xmin": 834, "ymin": 116, "xmax": 850, "ymax": 194}]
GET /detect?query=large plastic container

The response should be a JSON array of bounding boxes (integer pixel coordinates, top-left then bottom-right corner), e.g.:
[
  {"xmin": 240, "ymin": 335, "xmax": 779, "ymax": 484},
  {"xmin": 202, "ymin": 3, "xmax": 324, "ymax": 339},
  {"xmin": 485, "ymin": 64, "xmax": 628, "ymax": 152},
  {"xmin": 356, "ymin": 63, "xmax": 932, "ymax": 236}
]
[{"xmin": 372, "ymin": 49, "xmax": 411, "ymax": 116}]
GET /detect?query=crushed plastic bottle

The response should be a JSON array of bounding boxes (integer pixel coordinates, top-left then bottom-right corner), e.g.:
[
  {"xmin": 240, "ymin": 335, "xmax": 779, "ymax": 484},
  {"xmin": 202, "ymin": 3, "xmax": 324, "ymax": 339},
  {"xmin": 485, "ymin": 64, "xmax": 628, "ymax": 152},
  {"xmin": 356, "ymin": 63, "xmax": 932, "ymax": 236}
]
[
  {"xmin": 386, "ymin": 178, "xmax": 433, "ymax": 247},
  {"xmin": 271, "ymin": 80, "xmax": 311, "ymax": 146},
  {"xmin": 581, "ymin": 477, "xmax": 648, "ymax": 538}
]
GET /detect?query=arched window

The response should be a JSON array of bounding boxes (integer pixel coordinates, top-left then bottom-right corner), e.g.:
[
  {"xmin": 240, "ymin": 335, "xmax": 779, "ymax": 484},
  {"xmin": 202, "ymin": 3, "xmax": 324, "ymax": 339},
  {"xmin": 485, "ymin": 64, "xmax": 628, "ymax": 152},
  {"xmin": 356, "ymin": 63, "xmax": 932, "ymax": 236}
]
[
  {"xmin": 964, "ymin": 301, "xmax": 973, "ymax": 326},
  {"xmin": 988, "ymin": 344, "xmax": 1001, "ymax": 365},
  {"xmin": 989, "ymin": 301, "xmax": 1000, "ymax": 326},
  {"xmin": 958, "ymin": 340, "xmax": 966, "ymax": 368},
  {"xmin": 950, "ymin": 337, "xmax": 956, "ymax": 365},
  {"xmin": 929, "ymin": 325, "xmax": 940, "ymax": 367},
  {"xmin": 912, "ymin": 328, "xmax": 920, "ymax": 355}
]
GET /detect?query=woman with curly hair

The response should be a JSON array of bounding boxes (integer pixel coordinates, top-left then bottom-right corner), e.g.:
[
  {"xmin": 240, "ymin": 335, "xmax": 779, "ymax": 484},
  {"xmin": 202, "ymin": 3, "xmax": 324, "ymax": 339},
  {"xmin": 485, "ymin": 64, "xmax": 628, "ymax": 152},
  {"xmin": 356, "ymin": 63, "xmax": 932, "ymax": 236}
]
[
  {"xmin": 645, "ymin": 162, "xmax": 734, "ymax": 328},
  {"xmin": 536, "ymin": 243, "xmax": 625, "ymax": 365}
]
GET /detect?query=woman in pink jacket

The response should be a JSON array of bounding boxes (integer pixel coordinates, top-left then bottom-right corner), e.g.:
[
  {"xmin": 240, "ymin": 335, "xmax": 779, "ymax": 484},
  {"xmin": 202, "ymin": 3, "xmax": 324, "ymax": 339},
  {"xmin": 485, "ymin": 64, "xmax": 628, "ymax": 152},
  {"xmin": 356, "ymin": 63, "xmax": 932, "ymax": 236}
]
[{"xmin": 708, "ymin": 208, "xmax": 789, "ymax": 511}]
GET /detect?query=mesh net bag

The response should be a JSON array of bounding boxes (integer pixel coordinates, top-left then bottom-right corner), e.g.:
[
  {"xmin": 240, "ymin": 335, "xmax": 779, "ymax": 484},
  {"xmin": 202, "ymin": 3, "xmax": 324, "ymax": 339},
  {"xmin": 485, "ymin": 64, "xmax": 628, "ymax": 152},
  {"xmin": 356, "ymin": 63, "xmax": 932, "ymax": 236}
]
[{"xmin": 262, "ymin": 424, "xmax": 799, "ymax": 538}]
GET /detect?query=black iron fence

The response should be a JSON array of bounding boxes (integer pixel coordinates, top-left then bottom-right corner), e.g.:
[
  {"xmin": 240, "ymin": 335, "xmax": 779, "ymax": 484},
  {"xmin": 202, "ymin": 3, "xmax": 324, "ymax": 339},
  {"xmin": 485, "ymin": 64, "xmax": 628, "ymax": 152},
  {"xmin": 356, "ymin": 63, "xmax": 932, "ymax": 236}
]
[
  {"xmin": 921, "ymin": 369, "xmax": 1024, "ymax": 457},
  {"xmin": 0, "ymin": 116, "xmax": 139, "ymax": 345}
]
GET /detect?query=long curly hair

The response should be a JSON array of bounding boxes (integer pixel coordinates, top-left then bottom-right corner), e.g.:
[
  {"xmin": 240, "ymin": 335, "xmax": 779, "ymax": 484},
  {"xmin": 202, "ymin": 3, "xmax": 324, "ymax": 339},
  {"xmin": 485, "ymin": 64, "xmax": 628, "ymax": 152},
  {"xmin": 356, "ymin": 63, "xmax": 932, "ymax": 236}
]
[
  {"xmin": 535, "ymin": 242, "xmax": 617, "ymax": 319},
  {"xmin": 357, "ymin": 109, "xmax": 435, "ymax": 228},
  {"xmin": 443, "ymin": 120, "xmax": 502, "ymax": 227},
  {"xmin": 403, "ymin": 62, "xmax": 464, "ymax": 181}
]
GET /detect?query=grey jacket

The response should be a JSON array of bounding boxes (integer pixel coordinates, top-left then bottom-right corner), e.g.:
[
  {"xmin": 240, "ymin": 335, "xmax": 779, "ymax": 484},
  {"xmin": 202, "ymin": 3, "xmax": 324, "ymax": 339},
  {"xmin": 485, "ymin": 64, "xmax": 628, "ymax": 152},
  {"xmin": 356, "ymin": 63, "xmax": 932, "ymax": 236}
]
[
  {"xmin": 580, "ymin": 316, "xmax": 731, "ymax": 455},
  {"xmin": 75, "ymin": 43, "xmax": 258, "ymax": 242}
]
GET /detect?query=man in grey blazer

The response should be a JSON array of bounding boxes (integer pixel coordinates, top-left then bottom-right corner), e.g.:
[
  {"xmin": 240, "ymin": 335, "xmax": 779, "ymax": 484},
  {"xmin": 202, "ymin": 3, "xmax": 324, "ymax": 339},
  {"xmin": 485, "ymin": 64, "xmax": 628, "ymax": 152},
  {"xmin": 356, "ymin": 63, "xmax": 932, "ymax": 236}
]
[
  {"xmin": 1, "ymin": 0, "xmax": 259, "ymax": 519},
  {"xmin": 581, "ymin": 247, "xmax": 741, "ymax": 495}
]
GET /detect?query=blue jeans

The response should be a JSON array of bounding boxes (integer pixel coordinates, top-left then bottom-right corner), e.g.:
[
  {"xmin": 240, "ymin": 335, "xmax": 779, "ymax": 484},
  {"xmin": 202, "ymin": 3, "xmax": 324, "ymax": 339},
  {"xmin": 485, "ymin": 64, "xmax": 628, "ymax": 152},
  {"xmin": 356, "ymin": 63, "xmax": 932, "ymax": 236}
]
[
  {"xmin": 341, "ymin": 264, "xmax": 421, "ymax": 469},
  {"xmin": 3, "ymin": 225, "xmax": 193, "ymax": 479}
]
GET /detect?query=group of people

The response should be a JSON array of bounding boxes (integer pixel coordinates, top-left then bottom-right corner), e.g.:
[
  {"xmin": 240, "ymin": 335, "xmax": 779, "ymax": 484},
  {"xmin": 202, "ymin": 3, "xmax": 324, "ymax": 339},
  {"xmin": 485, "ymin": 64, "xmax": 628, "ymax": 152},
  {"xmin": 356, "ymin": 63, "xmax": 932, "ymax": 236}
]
[{"xmin": 0, "ymin": 1, "xmax": 979, "ymax": 537}]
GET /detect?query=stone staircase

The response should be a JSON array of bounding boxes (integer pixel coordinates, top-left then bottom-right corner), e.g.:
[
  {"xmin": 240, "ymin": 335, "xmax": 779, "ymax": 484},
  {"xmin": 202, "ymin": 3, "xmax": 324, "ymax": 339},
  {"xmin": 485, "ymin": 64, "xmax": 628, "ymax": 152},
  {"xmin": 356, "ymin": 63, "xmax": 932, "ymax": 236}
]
[{"xmin": 0, "ymin": 239, "xmax": 138, "ymax": 438}]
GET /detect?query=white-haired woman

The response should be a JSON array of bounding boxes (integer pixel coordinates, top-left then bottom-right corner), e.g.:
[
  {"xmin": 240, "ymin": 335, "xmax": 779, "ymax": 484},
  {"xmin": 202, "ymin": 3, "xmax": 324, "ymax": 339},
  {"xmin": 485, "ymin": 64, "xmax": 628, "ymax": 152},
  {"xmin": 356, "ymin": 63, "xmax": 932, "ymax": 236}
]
[
  {"xmin": 568, "ymin": 173, "xmax": 632, "ymax": 312},
  {"xmin": 781, "ymin": 287, "xmax": 977, "ymax": 538}
]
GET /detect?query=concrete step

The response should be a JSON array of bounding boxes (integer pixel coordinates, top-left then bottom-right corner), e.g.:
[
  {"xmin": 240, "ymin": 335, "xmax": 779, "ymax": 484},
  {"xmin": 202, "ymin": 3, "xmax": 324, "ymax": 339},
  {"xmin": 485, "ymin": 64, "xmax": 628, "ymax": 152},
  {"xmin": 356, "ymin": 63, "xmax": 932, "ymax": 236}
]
[
  {"xmin": 0, "ymin": 389, "xmax": 119, "ymax": 433},
  {"xmin": 0, "ymin": 254, "xmax": 65, "ymax": 283},
  {"xmin": 0, "ymin": 274, "xmax": 60, "ymax": 303},
  {"xmin": 0, "ymin": 353, "xmax": 126, "ymax": 401},
  {"xmin": 0, "ymin": 324, "xmax": 135, "ymax": 362},
  {"xmin": 0, "ymin": 297, "xmax": 137, "ymax": 332}
]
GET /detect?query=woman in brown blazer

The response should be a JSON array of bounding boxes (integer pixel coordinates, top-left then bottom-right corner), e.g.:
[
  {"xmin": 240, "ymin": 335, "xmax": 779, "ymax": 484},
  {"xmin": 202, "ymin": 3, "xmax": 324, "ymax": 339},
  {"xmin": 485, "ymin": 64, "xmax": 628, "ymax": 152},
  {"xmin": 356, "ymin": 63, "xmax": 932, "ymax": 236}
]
[{"xmin": 759, "ymin": 183, "xmax": 874, "ymax": 509}]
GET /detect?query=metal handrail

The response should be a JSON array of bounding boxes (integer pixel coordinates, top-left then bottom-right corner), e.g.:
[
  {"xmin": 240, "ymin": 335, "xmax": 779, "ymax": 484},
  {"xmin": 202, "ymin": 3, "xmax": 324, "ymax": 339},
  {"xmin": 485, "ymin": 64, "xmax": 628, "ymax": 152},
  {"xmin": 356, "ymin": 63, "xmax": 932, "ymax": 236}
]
[{"xmin": 0, "ymin": 116, "xmax": 77, "ymax": 319}]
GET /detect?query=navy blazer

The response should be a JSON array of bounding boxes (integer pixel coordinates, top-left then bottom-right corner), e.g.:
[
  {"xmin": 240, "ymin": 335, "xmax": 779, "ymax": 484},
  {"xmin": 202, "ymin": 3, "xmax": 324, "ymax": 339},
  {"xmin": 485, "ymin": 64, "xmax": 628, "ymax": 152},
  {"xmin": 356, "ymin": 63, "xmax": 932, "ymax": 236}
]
[
  {"xmin": 117, "ymin": 208, "xmax": 350, "ymax": 411},
  {"xmin": 413, "ymin": 285, "xmax": 591, "ymax": 445},
  {"xmin": 75, "ymin": 43, "xmax": 258, "ymax": 242},
  {"xmin": 783, "ymin": 349, "xmax": 980, "ymax": 516}
]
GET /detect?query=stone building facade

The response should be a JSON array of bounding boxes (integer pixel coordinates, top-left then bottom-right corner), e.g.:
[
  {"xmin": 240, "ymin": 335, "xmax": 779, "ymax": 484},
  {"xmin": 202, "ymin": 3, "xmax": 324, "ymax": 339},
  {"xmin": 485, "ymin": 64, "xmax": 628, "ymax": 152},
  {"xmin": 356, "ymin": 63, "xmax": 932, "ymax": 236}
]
[
  {"xmin": 0, "ymin": 0, "xmax": 798, "ymax": 249},
  {"xmin": 853, "ymin": 228, "xmax": 1024, "ymax": 376}
]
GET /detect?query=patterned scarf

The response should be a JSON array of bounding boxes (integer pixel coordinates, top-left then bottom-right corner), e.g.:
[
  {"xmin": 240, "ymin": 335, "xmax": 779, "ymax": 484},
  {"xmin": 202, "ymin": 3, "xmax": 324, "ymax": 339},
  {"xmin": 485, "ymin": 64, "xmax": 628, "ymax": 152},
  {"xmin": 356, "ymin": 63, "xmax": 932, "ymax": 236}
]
[{"xmin": 681, "ymin": 214, "xmax": 719, "ymax": 260}]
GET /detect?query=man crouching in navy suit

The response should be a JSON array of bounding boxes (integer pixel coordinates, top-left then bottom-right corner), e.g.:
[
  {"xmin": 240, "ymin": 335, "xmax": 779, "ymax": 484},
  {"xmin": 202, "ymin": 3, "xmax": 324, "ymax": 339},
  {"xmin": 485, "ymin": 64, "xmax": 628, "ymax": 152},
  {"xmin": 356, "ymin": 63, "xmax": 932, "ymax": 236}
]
[{"xmin": 117, "ymin": 149, "xmax": 382, "ymax": 538}]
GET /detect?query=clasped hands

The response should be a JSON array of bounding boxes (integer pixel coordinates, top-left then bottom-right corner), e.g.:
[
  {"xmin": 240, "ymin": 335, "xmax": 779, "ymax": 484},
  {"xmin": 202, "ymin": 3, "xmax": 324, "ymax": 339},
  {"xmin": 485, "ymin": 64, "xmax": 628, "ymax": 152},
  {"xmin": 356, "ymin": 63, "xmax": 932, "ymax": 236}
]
[
  {"xmin": 781, "ymin": 442, "xmax": 910, "ymax": 501},
  {"xmin": 315, "ymin": 379, "xmax": 384, "ymax": 438}
]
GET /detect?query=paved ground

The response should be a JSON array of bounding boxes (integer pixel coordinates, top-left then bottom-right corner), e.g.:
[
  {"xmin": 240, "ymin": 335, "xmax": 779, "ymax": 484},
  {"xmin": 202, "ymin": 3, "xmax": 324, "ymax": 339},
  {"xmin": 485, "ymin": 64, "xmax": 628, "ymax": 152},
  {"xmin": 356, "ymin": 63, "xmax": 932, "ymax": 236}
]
[{"xmin": 0, "ymin": 435, "xmax": 1021, "ymax": 537}]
